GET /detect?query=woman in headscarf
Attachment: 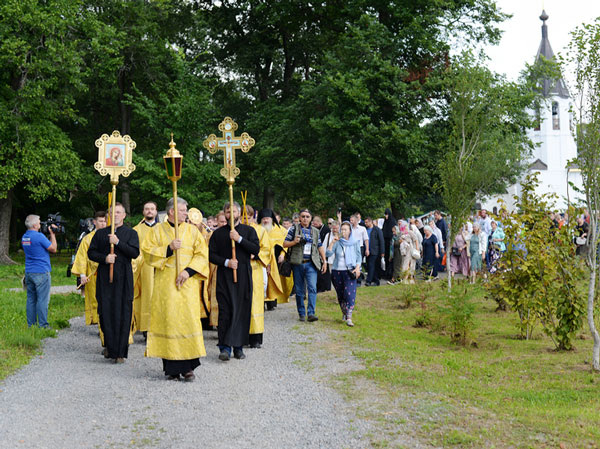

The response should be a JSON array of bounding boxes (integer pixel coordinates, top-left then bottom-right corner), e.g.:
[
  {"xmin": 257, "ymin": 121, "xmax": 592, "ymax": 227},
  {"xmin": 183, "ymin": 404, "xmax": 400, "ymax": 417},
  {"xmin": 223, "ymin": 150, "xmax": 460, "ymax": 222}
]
[
  {"xmin": 468, "ymin": 223, "xmax": 487, "ymax": 284},
  {"xmin": 382, "ymin": 208, "xmax": 397, "ymax": 279},
  {"xmin": 450, "ymin": 225, "xmax": 470, "ymax": 278},
  {"xmin": 421, "ymin": 225, "xmax": 439, "ymax": 281},
  {"xmin": 387, "ymin": 225, "xmax": 402, "ymax": 285},
  {"xmin": 326, "ymin": 221, "xmax": 361, "ymax": 326}
]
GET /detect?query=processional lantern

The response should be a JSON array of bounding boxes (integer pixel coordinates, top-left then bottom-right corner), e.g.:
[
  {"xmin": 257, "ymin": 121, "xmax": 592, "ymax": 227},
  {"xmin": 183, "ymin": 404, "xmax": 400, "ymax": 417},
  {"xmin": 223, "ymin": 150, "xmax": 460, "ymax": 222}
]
[{"xmin": 163, "ymin": 134, "xmax": 183, "ymax": 281}]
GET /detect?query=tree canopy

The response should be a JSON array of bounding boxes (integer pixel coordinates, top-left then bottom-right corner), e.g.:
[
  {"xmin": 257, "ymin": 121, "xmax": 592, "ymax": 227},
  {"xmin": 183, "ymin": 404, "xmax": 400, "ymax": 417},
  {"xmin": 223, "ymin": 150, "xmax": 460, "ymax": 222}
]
[{"xmin": 1, "ymin": 0, "xmax": 535, "ymax": 260}]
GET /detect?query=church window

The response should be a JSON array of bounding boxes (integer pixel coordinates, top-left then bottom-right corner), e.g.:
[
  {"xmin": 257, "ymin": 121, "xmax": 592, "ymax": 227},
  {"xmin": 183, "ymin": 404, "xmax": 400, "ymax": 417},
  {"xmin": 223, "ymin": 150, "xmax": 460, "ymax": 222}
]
[{"xmin": 552, "ymin": 101, "xmax": 560, "ymax": 130}]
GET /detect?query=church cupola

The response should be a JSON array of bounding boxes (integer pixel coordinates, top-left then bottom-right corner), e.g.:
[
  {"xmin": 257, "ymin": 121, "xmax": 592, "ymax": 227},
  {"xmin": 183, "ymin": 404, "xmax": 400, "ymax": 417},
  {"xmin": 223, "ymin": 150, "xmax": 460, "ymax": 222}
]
[{"xmin": 536, "ymin": 10, "xmax": 570, "ymax": 99}]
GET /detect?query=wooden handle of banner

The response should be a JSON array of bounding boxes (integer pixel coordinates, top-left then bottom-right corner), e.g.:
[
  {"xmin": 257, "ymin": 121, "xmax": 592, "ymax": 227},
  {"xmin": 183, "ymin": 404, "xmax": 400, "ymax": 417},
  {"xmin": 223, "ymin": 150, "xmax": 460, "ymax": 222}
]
[{"xmin": 109, "ymin": 182, "xmax": 117, "ymax": 283}]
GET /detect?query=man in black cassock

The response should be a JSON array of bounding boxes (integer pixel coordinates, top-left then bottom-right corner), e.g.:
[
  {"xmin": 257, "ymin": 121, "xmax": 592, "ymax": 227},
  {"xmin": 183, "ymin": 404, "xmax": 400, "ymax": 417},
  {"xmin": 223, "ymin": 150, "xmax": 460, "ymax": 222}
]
[
  {"xmin": 88, "ymin": 202, "xmax": 139, "ymax": 363},
  {"xmin": 209, "ymin": 201, "xmax": 260, "ymax": 361}
]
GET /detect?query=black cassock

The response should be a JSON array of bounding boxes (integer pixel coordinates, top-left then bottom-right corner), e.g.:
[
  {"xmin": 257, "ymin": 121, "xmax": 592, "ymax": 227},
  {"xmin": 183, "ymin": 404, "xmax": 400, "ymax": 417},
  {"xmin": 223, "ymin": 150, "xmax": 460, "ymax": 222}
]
[
  {"xmin": 209, "ymin": 223, "xmax": 259, "ymax": 348},
  {"xmin": 88, "ymin": 225, "xmax": 139, "ymax": 359}
]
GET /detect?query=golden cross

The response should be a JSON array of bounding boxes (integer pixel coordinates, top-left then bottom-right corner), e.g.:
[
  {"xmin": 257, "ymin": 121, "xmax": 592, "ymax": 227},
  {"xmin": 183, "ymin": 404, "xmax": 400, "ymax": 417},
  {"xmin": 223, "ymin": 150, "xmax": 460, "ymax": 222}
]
[{"xmin": 203, "ymin": 117, "xmax": 255, "ymax": 184}]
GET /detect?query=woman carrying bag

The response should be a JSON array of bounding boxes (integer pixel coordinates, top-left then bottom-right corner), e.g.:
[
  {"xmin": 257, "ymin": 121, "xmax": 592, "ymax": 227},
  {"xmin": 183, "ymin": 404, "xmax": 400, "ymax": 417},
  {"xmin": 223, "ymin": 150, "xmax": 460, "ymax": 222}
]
[{"xmin": 326, "ymin": 221, "xmax": 361, "ymax": 327}]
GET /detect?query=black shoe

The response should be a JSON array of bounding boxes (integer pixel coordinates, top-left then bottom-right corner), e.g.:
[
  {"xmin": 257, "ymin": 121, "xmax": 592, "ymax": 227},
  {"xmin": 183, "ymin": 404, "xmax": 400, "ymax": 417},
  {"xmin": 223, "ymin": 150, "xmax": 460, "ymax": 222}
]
[
  {"xmin": 183, "ymin": 371, "xmax": 195, "ymax": 382},
  {"xmin": 218, "ymin": 350, "xmax": 230, "ymax": 361},
  {"xmin": 102, "ymin": 348, "xmax": 110, "ymax": 359},
  {"xmin": 307, "ymin": 315, "xmax": 319, "ymax": 322},
  {"xmin": 299, "ymin": 315, "xmax": 306, "ymax": 322},
  {"xmin": 233, "ymin": 349, "xmax": 246, "ymax": 360},
  {"xmin": 166, "ymin": 374, "xmax": 180, "ymax": 381},
  {"xmin": 250, "ymin": 343, "xmax": 262, "ymax": 349},
  {"xmin": 365, "ymin": 282, "xmax": 371, "ymax": 287}
]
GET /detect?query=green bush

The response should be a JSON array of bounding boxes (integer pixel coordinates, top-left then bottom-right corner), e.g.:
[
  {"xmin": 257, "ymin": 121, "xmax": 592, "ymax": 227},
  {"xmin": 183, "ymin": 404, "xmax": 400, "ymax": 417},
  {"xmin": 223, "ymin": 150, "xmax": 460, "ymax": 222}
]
[
  {"xmin": 486, "ymin": 174, "xmax": 586, "ymax": 350},
  {"xmin": 440, "ymin": 287, "xmax": 476, "ymax": 346}
]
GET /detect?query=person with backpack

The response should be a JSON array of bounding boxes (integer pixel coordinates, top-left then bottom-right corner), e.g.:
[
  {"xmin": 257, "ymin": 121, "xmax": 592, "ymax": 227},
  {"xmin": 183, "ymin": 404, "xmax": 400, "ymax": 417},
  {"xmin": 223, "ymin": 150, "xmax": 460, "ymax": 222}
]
[{"xmin": 283, "ymin": 209, "xmax": 328, "ymax": 322}]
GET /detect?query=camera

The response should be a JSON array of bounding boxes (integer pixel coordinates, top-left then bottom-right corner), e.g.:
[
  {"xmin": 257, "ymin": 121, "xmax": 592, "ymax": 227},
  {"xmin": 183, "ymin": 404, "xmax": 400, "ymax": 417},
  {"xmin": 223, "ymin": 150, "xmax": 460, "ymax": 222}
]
[
  {"xmin": 298, "ymin": 237, "xmax": 307, "ymax": 246},
  {"xmin": 40, "ymin": 213, "xmax": 66, "ymax": 235},
  {"xmin": 67, "ymin": 217, "xmax": 95, "ymax": 280}
]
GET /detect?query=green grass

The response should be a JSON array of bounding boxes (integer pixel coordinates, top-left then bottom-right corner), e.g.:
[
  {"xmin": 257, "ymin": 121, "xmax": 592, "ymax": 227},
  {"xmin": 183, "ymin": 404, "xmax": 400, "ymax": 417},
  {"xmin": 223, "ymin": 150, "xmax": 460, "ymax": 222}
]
[
  {"xmin": 0, "ymin": 252, "xmax": 76, "ymax": 290},
  {"xmin": 0, "ymin": 254, "xmax": 83, "ymax": 380},
  {"xmin": 317, "ymin": 280, "xmax": 600, "ymax": 449}
]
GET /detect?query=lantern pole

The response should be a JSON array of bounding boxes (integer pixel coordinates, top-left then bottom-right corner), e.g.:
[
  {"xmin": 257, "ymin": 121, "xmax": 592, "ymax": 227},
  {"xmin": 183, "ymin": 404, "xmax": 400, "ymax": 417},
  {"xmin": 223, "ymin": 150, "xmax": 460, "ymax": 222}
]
[
  {"xmin": 164, "ymin": 134, "xmax": 183, "ymax": 283},
  {"xmin": 172, "ymin": 163, "xmax": 180, "ymax": 278}
]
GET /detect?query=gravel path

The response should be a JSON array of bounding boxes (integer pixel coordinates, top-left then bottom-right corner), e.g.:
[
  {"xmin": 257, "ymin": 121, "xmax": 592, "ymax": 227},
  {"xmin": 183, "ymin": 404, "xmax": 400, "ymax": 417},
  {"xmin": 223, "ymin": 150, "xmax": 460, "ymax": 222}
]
[
  {"xmin": 8, "ymin": 285, "xmax": 79, "ymax": 294},
  {"xmin": 0, "ymin": 302, "xmax": 369, "ymax": 449}
]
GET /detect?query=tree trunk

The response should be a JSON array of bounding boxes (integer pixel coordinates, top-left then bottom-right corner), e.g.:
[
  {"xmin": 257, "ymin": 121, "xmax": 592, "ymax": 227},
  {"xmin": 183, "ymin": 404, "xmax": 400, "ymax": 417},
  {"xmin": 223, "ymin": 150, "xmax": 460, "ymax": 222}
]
[
  {"xmin": 0, "ymin": 190, "xmax": 16, "ymax": 265},
  {"xmin": 587, "ymin": 265, "xmax": 600, "ymax": 371},
  {"xmin": 118, "ymin": 66, "xmax": 131, "ymax": 214},
  {"xmin": 391, "ymin": 202, "xmax": 401, "ymax": 220},
  {"xmin": 121, "ymin": 181, "xmax": 131, "ymax": 214},
  {"xmin": 447, "ymin": 215, "xmax": 452, "ymax": 293},
  {"xmin": 263, "ymin": 186, "xmax": 275, "ymax": 210}
]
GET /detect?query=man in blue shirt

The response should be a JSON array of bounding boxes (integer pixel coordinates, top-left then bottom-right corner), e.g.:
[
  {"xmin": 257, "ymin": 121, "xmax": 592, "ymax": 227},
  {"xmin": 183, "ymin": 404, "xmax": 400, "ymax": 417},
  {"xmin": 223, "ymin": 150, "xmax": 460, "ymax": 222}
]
[{"xmin": 21, "ymin": 215, "xmax": 57, "ymax": 328}]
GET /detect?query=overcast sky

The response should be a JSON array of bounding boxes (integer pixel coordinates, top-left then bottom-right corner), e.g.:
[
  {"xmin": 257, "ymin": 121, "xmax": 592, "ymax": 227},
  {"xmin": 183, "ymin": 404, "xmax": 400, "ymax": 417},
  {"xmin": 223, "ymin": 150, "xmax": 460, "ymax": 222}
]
[{"xmin": 484, "ymin": 0, "xmax": 600, "ymax": 82}]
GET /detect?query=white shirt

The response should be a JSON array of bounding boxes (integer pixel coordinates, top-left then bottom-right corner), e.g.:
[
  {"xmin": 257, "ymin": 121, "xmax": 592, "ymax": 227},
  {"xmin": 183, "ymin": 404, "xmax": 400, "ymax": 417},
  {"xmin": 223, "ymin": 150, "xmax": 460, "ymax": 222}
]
[
  {"xmin": 479, "ymin": 216, "xmax": 492, "ymax": 236},
  {"xmin": 351, "ymin": 224, "xmax": 368, "ymax": 248},
  {"xmin": 410, "ymin": 224, "xmax": 423, "ymax": 245},
  {"xmin": 323, "ymin": 232, "xmax": 336, "ymax": 265},
  {"xmin": 433, "ymin": 227, "xmax": 444, "ymax": 250}
]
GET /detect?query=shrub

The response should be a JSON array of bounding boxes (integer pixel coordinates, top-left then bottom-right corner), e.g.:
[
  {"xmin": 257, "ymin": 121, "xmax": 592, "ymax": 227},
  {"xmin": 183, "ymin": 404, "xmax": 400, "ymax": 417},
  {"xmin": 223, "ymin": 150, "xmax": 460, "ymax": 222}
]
[
  {"xmin": 486, "ymin": 174, "xmax": 586, "ymax": 350},
  {"xmin": 439, "ymin": 287, "xmax": 476, "ymax": 345}
]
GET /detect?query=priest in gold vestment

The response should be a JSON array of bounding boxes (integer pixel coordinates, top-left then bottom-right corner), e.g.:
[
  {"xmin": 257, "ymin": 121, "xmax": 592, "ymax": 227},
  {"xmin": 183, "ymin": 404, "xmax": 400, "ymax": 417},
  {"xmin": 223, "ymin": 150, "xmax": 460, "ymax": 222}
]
[
  {"xmin": 71, "ymin": 211, "xmax": 107, "ymax": 327},
  {"xmin": 205, "ymin": 212, "xmax": 228, "ymax": 328},
  {"xmin": 132, "ymin": 201, "xmax": 158, "ymax": 337},
  {"xmin": 245, "ymin": 206, "xmax": 270, "ymax": 348},
  {"xmin": 142, "ymin": 198, "xmax": 209, "ymax": 382},
  {"xmin": 258, "ymin": 209, "xmax": 290, "ymax": 306}
]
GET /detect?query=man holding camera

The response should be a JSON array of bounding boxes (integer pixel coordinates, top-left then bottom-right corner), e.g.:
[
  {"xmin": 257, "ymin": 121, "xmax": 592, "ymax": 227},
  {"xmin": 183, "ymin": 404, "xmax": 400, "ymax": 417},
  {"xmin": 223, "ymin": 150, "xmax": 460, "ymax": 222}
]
[
  {"xmin": 283, "ymin": 209, "xmax": 327, "ymax": 322},
  {"xmin": 21, "ymin": 215, "xmax": 58, "ymax": 328}
]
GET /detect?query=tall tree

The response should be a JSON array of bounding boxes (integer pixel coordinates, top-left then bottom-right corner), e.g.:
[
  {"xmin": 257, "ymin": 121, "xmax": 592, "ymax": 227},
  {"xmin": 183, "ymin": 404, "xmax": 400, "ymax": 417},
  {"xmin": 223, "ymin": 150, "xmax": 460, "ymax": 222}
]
[
  {"xmin": 436, "ymin": 51, "xmax": 538, "ymax": 289},
  {"xmin": 55, "ymin": 0, "xmax": 227, "ymax": 219},
  {"xmin": 564, "ymin": 21, "xmax": 600, "ymax": 371},
  {"xmin": 0, "ymin": 0, "xmax": 91, "ymax": 263},
  {"xmin": 199, "ymin": 0, "xmax": 507, "ymax": 213}
]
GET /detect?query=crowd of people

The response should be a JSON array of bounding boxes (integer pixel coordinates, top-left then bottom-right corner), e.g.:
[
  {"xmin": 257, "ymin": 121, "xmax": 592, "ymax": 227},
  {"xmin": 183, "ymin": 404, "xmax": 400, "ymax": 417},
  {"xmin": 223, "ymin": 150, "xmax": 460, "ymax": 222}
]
[{"xmin": 21, "ymin": 201, "xmax": 590, "ymax": 382}]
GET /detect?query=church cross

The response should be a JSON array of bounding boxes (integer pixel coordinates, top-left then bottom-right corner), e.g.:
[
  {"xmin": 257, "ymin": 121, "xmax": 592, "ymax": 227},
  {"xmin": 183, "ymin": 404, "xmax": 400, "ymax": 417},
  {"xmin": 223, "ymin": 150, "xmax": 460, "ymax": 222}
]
[{"xmin": 203, "ymin": 117, "xmax": 255, "ymax": 183}]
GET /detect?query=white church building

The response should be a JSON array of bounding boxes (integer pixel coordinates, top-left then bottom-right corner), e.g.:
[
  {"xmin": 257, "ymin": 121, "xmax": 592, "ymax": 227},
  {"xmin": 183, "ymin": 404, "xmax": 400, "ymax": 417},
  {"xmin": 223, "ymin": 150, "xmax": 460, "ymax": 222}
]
[{"xmin": 481, "ymin": 10, "xmax": 584, "ymax": 213}]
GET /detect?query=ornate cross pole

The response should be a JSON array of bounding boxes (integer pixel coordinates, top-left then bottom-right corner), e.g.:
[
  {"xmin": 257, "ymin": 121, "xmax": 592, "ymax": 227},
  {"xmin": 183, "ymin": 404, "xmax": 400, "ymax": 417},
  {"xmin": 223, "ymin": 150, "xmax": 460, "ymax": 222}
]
[
  {"xmin": 203, "ymin": 117, "xmax": 255, "ymax": 283},
  {"xmin": 94, "ymin": 131, "xmax": 136, "ymax": 283}
]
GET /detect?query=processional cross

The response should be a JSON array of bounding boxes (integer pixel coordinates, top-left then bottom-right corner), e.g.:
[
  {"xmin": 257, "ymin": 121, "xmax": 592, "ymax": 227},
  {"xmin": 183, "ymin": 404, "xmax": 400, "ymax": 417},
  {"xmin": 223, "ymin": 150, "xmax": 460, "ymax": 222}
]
[{"xmin": 203, "ymin": 117, "xmax": 255, "ymax": 282}]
